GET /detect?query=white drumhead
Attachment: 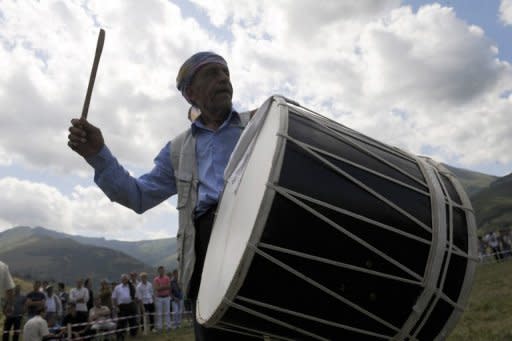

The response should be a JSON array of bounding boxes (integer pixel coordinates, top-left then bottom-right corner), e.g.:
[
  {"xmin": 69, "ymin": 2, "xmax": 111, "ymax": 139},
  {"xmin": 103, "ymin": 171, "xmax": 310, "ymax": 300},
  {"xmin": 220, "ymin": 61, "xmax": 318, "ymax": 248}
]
[{"xmin": 197, "ymin": 99, "xmax": 283, "ymax": 324}]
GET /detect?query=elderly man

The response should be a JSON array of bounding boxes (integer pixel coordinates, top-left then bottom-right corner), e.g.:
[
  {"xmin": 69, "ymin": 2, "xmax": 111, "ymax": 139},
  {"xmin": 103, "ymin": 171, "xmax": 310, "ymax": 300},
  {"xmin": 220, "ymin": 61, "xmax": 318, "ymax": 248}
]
[
  {"xmin": 135, "ymin": 272, "xmax": 154, "ymax": 332},
  {"xmin": 69, "ymin": 278, "xmax": 89, "ymax": 323},
  {"xmin": 68, "ymin": 51, "xmax": 254, "ymax": 340},
  {"xmin": 112, "ymin": 274, "xmax": 137, "ymax": 340}
]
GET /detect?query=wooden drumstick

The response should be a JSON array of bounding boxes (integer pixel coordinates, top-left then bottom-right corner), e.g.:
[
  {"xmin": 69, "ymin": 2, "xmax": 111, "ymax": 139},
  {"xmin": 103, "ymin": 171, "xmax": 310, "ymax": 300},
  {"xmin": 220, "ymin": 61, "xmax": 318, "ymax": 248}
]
[{"xmin": 81, "ymin": 28, "xmax": 105, "ymax": 119}]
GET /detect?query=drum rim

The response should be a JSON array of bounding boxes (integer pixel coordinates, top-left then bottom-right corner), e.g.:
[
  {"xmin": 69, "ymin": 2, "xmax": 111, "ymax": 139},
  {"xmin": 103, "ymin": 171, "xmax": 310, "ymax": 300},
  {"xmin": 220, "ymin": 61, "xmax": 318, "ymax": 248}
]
[
  {"xmin": 394, "ymin": 156, "xmax": 448, "ymax": 338},
  {"xmin": 197, "ymin": 95, "xmax": 290, "ymax": 326},
  {"xmin": 425, "ymin": 160, "xmax": 478, "ymax": 340}
]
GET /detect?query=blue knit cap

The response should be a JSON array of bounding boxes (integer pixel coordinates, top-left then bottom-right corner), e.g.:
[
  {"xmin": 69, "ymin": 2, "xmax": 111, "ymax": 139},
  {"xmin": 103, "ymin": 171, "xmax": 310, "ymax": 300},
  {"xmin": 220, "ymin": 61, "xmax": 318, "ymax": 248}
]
[{"xmin": 176, "ymin": 51, "xmax": 228, "ymax": 104}]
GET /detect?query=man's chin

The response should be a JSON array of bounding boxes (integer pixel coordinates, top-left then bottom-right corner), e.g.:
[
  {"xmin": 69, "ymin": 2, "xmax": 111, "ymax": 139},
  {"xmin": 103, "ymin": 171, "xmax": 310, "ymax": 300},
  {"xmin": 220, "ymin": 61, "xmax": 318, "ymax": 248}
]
[{"xmin": 212, "ymin": 98, "xmax": 232, "ymax": 115}]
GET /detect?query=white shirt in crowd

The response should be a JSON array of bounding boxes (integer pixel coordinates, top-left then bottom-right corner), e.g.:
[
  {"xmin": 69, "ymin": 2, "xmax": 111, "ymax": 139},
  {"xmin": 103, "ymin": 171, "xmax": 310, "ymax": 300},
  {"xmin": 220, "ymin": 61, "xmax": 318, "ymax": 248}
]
[
  {"xmin": 23, "ymin": 315, "xmax": 49, "ymax": 341},
  {"xmin": 0, "ymin": 261, "xmax": 15, "ymax": 294},
  {"xmin": 45, "ymin": 294, "xmax": 63, "ymax": 315},
  {"xmin": 136, "ymin": 281, "xmax": 154, "ymax": 305},
  {"xmin": 112, "ymin": 284, "xmax": 132, "ymax": 305},
  {"xmin": 69, "ymin": 287, "xmax": 89, "ymax": 312}
]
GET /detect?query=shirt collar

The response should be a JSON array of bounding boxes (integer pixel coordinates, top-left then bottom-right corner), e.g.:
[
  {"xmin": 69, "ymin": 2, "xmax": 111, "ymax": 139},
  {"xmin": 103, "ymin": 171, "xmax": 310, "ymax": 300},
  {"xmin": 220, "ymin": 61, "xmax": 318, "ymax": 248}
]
[{"xmin": 191, "ymin": 109, "xmax": 241, "ymax": 135}]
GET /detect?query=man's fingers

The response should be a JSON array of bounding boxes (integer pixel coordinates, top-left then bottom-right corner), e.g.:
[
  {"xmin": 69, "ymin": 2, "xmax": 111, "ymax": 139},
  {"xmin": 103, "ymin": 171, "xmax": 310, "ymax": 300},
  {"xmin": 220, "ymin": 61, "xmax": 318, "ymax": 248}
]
[
  {"xmin": 69, "ymin": 126, "xmax": 86, "ymax": 137},
  {"xmin": 67, "ymin": 141, "xmax": 78, "ymax": 150},
  {"xmin": 68, "ymin": 133, "xmax": 87, "ymax": 143}
]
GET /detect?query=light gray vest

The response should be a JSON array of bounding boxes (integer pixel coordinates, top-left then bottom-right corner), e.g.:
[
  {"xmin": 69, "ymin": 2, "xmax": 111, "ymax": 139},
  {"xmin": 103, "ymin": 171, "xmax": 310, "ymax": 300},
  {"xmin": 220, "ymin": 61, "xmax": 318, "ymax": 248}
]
[{"xmin": 170, "ymin": 112, "xmax": 251, "ymax": 297}]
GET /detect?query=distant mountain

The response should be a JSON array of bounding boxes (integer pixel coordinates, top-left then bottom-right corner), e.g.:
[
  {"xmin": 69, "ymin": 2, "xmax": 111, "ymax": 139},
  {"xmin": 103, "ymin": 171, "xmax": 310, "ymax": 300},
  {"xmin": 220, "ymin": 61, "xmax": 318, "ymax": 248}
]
[
  {"xmin": 471, "ymin": 173, "xmax": 512, "ymax": 233},
  {"xmin": 0, "ymin": 235, "xmax": 153, "ymax": 284},
  {"xmin": 0, "ymin": 226, "xmax": 177, "ymax": 271},
  {"xmin": 443, "ymin": 164, "xmax": 499, "ymax": 197}
]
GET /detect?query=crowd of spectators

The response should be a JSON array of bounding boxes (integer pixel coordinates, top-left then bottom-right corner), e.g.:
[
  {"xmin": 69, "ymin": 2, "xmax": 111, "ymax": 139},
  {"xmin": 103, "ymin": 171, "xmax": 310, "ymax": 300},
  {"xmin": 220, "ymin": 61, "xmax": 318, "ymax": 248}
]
[
  {"xmin": 1, "ymin": 266, "xmax": 185, "ymax": 341},
  {"xmin": 478, "ymin": 229, "xmax": 512, "ymax": 262}
]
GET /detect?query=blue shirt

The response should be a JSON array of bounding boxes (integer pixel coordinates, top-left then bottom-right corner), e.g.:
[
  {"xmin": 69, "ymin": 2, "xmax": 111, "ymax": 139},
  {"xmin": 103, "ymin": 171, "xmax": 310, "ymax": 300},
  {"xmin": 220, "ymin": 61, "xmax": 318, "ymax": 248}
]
[{"xmin": 86, "ymin": 111, "xmax": 245, "ymax": 216}]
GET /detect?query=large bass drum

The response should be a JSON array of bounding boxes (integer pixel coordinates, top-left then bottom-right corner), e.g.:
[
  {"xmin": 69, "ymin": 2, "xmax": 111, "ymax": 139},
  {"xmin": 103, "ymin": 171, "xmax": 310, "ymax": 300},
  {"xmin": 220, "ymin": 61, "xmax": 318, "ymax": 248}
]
[{"xmin": 197, "ymin": 95, "xmax": 477, "ymax": 340}]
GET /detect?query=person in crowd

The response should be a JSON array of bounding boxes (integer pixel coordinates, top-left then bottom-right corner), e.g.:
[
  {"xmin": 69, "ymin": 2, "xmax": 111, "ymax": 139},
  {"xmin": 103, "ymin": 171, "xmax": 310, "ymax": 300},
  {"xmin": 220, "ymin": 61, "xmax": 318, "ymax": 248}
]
[
  {"xmin": 136, "ymin": 272, "xmax": 154, "ymax": 332},
  {"xmin": 2, "ymin": 285, "xmax": 26, "ymax": 341},
  {"xmin": 61, "ymin": 302, "xmax": 90, "ymax": 339},
  {"xmin": 99, "ymin": 279, "xmax": 113, "ymax": 311},
  {"xmin": 40, "ymin": 282, "xmax": 48, "ymax": 294},
  {"xmin": 84, "ymin": 278, "xmax": 94, "ymax": 312},
  {"xmin": 171, "ymin": 269, "xmax": 184, "ymax": 329},
  {"xmin": 153, "ymin": 266, "xmax": 171, "ymax": 332},
  {"xmin": 44, "ymin": 286, "xmax": 62, "ymax": 323},
  {"xmin": 499, "ymin": 230, "xmax": 511, "ymax": 257},
  {"xmin": 89, "ymin": 296, "xmax": 116, "ymax": 334},
  {"xmin": 45, "ymin": 314, "xmax": 62, "ymax": 341},
  {"xmin": 69, "ymin": 278, "xmax": 89, "ymax": 323},
  {"xmin": 26, "ymin": 281, "xmax": 46, "ymax": 319},
  {"xmin": 129, "ymin": 272, "xmax": 141, "ymax": 329},
  {"xmin": 129, "ymin": 273, "xmax": 140, "ymax": 287},
  {"xmin": 56, "ymin": 283, "xmax": 68, "ymax": 317},
  {"xmin": 67, "ymin": 51, "xmax": 255, "ymax": 340},
  {"xmin": 0, "ymin": 261, "xmax": 15, "ymax": 297},
  {"xmin": 112, "ymin": 274, "xmax": 138, "ymax": 340},
  {"xmin": 486, "ymin": 232, "xmax": 503, "ymax": 262},
  {"xmin": 23, "ymin": 307, "xmax": 62, "ymax": 341}
]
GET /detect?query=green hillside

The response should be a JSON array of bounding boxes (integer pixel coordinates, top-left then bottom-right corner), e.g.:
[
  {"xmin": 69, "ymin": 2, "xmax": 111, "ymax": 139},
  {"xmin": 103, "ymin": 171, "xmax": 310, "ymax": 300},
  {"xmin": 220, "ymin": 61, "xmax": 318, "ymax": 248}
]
[
  {"xmin": 471, "ymin": 174, "xmax": 512, "ymax": 234},
  {"xmin": 0, "ymin": 235, "xmax": 153, "ymax": 284},
  {"xmin": 0, "ymin": 226, "xmax": 178, "ymax": 271},
  {"xmin": 443, "ymin": 164, "xmax": 498, "ymax": 197}
]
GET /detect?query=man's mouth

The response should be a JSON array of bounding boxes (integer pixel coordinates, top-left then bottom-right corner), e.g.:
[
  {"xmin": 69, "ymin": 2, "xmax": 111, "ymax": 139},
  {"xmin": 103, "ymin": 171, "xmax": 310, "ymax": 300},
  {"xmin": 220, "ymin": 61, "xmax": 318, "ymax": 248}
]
[{"xmin": 214, "ymin": 88, "xmax": 231, "ymax": 96}]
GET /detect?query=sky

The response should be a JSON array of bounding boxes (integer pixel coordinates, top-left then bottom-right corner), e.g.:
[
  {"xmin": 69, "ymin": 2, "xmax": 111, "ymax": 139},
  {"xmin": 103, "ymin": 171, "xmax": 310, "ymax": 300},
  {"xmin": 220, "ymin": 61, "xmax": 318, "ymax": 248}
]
[{"xmin": 0, "ymin": 0, "xmax": 511, "ymax": 241}]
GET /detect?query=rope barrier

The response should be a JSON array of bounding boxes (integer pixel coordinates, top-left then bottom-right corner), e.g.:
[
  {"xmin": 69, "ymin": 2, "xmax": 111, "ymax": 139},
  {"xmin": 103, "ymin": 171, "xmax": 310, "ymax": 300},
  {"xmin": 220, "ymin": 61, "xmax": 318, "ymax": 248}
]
[{"xmin": 1, "ymin": 309, "xmax": 193, "ymax": 340}]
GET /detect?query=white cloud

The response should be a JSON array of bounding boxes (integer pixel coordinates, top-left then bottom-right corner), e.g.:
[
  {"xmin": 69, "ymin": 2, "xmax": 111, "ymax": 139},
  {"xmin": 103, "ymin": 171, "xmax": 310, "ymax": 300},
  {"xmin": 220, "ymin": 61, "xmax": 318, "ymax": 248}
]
[
  {"xmin": 1, "ymin": 1, "xmax": 512, "ymax": 240},
  {"xmin": 500, "ymin": 0, "xmax": 512, "ymax": 26},
  {"xmin": 0, "ymin": 0, "xmax": 223, "ymax": 175},
  {"xmin": 0, "ymin": 177, "xmax": 177, "ymax": 240},
  {"xmin": 192, "ymin": 1, "xmax": 512, "ymax": 169}
]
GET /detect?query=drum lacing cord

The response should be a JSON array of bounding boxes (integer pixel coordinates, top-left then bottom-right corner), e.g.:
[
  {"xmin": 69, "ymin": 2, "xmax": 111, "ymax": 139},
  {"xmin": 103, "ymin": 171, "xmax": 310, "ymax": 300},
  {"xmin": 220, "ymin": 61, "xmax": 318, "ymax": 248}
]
[
  {"xmin": 223, "ymin": 295, "xmax": 331, "ymax": 341},
  {"xmin": 271, "ymin": 185, "xmax": 431, "ymax": 246},
  {"xmin": 286, "ymin": 106, "xmax": 429, "ymax": 189},
  {"xmin": 278, "ymin": 132, "xmax": 433, "ymax": 235},
  {"xmin": 282, "ymin": 134, "xmax": 431, "ymax": 198},
  {"xmin": 247, "ymin": 243, "xmax": 401, "ymax": 337},
  {"xmin": 216, "ymin": 321, "xmax": 295, "ymax": 341},
  {"xmin": 258, "ymin": 242, "xmax": 422, "ymax": 286},
  {"xmin": 234, "ymin": 295, "xmax": 392, "ymax": 340},
  {"xmin": 268, "ymin": 183, "xmax": 423, "ymax": 282}
]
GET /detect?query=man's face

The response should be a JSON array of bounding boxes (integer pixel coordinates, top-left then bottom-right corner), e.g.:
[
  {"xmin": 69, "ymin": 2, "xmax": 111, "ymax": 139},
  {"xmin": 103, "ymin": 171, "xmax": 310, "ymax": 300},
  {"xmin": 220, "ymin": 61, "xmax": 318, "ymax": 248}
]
[
  {"xmin": 77, "ymin": 280, "xmax": 83, "ymax": 288},
  {"xmin": 94, "ymin": 297, "xmax": 102, "ymax": 307},
  {"xmin": 187, "ymin": 63, "xmax": 232, "ymax": 117},
  {"xmin": 34, "ymin": 281, "xmax": 41, "ymax": 291},
  {"xmin": 121, "ymin": 275, "xmax": 129, "ymax": 285},
  {"xmin": 141, "ymin": 275, "xmax": 147, "ymax": 283},
  {"xmin": 158, "ymin": 267, "xmax": 164, "ymax": 276}
]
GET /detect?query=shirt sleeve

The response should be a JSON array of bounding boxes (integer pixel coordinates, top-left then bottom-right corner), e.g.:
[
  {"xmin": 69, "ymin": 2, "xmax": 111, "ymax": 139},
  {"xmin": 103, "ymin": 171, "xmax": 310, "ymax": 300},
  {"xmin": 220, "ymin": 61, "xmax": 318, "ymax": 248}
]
[
  {"xmin": 135, "ymin": 285, "xmax": 141, "ymax": 300},
  {"xmin": 85, "ymin": 142, "xmax": 177, "ymax": 214},
  {"xmin": 40, "ymin": 319, "xmax": 50, "ymax": 337}
]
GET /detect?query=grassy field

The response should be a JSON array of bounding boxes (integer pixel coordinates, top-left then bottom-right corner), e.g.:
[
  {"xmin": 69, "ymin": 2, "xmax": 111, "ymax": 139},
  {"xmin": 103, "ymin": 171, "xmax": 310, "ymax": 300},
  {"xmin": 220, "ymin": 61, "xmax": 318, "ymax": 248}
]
[
  {"xmin": 133, "ymin": 261, "xmax": 512, "ymax": 341},
  {"xmin": 3, "ymin": 262, "xmax": 512, "ymax": 340},
  {"xmin": 447, "ymin": 260, "xmax": 512, "ymax": 341}
]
